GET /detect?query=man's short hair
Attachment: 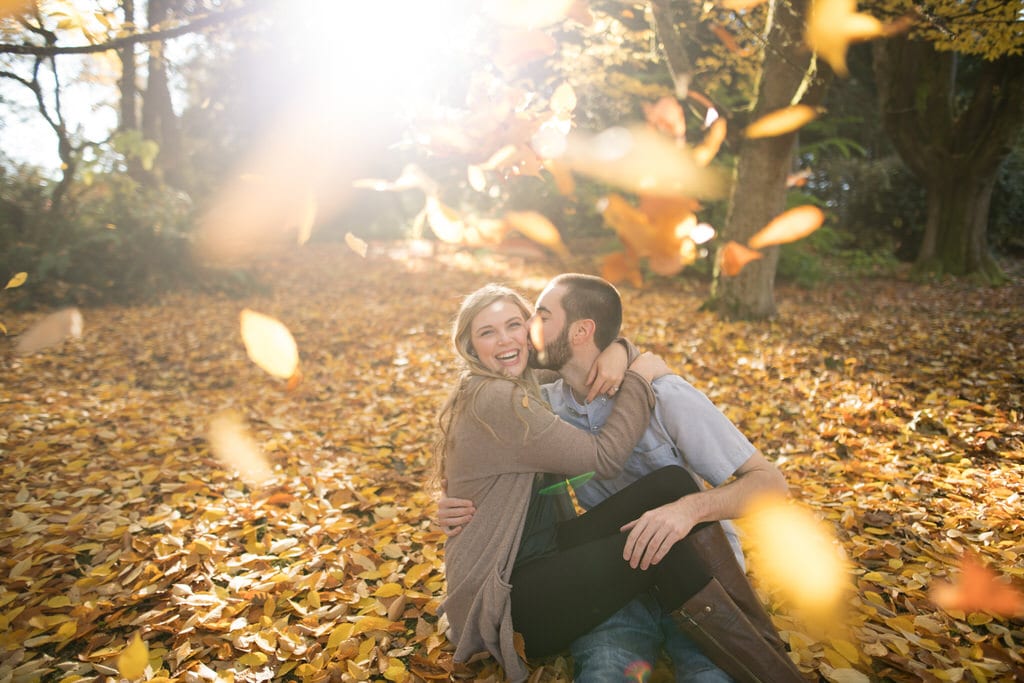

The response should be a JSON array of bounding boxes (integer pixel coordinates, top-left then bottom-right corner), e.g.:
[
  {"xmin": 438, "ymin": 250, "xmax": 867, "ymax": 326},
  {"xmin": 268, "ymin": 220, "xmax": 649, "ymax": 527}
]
[{"xmin": 550, "ymin": 273, "xmax": 622, "ymax": 349}]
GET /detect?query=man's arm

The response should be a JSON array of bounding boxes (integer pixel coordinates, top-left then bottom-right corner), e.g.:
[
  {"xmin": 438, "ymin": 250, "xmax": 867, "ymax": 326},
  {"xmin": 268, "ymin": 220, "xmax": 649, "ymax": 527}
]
[{"xmin": 621, "ymin": 450, "xmax": 788, "ymax": 570}]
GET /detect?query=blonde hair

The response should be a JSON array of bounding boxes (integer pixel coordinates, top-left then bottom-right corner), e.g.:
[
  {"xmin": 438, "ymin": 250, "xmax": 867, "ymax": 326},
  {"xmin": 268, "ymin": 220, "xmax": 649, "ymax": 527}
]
[{"xmin": 431, "ymin": 284, "xmax": 544, "ymax": 491}]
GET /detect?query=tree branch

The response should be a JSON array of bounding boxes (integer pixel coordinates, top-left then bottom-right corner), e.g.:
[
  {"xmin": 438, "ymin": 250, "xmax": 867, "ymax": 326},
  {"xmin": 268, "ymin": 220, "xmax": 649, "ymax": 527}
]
[{"xmin": 0, "ymin": 0, "xmax": 273, "ymax": 56}]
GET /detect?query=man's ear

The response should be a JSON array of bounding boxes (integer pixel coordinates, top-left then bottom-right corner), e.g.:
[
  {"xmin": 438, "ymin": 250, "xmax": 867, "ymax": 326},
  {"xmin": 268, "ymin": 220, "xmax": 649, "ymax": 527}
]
[{"xmin": 571, "ymin": 319, "xmax": 597, "ymax": 346}]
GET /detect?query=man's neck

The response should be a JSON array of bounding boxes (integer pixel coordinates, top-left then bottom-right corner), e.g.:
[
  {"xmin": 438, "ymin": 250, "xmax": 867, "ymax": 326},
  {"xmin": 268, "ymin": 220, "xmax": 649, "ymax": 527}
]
[{"xmin": 559, "ymin": 351, "xmax": 600, "ymax": 404}]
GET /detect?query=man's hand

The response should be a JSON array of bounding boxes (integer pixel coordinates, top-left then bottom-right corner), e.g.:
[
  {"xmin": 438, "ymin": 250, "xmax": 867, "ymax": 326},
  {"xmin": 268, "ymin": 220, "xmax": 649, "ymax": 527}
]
[
  {"xmin": 620, "ymin": 497, "xmax": 699, "ymax": 570},
  {"xmin": 437, "ymin": 494, "xmax": 476, "ymax": 536}
]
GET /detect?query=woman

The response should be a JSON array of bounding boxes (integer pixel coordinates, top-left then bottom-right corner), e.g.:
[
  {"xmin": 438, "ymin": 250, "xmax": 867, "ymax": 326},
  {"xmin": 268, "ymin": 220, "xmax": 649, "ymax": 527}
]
[{"xmin": 435, "ymin": 284, "xmax": 711, "ymax": 681}]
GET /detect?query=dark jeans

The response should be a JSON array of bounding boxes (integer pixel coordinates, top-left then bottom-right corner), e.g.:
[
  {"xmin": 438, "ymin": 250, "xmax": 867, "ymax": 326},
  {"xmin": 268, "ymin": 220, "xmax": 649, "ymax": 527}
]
[{"xmin": 509, "ymin": 465, "xmax": 711, "ymax": 658}]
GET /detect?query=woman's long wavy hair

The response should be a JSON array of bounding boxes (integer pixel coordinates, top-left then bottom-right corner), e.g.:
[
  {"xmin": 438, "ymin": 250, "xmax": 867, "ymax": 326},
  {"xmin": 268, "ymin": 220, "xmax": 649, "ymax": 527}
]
[{"xmin": 431, "ymin": 284, "xmax": 544, "ymax": 492}]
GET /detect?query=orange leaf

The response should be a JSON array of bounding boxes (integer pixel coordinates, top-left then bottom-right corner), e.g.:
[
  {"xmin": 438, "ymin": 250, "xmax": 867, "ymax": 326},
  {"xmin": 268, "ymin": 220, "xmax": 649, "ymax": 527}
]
[
  {"xmin": 643, "ymin": 96, "xmax": 686, "ymax": 139},
  {"xmin": 720, "ymin": 241, "xmax": 763, "ymax": 276},
  {"xmin": 208, "ymin": 412, "xmax": 276, "ymax": 488},
  {"xmin": 748, "ymin": 205, "xmax": 825, "ymax": 249},
  {"xmin": 931, "ymin": 553, "xmax": 1024, "ymax": 617},
  {"xmin": 693, "ymin": 117, "xmax": 728, "ymax": 167},
  {"xmin": 745, "ymin": 105, "xmax": 822, "ymax": 139},
  {"xmin": 601, "ymin": 251, "xmax": 644, "ymax": 288},
  {"xmin": 709, "ymin": 24, "xmax": 751, "ymax": 56}
]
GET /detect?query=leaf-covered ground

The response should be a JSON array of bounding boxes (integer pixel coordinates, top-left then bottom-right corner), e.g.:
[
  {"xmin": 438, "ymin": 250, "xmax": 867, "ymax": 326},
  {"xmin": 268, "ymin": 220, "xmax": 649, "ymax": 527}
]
[{"xmin": 2, "ymin": 245, "xmax": 1022, "ymax": 683}]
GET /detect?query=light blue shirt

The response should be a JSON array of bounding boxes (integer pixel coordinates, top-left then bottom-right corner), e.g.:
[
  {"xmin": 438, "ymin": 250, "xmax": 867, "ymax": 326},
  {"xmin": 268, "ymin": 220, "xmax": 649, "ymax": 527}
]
[{"xmin": 542, "ymin": 374, "xmax": 754, "ymax": 563}]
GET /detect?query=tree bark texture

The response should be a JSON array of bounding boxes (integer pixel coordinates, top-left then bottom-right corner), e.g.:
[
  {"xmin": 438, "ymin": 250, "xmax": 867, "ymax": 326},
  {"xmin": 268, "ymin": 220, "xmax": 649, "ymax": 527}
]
[
  {"xmin": 143, "ymin": 0, "xmax": 185, "ymax": 188},
  {"xmin": 873, "ymin": 38, "xmax": 1024, "ymax": 280},
  {"xmin": 707, "ymin": 0, "xmax": 827, "ymax": 320}
]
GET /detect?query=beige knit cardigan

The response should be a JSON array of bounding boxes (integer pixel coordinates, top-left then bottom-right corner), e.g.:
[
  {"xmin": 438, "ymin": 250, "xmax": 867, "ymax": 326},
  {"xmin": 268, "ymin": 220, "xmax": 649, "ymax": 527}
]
[{"xmin": 441, "ymin": 370, "xmax": 656, "ymax": 682}]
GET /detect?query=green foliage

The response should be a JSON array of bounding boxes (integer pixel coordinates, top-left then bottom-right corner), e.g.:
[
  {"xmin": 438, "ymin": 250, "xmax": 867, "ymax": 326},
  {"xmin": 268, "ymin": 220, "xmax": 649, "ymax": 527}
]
[
  {"xmin": 990, "ymin": 136, "xmax": 1024, "ymax": 254},
  {"xmin": 0, "ymin": 168, "xmax": 257, "ymax": 309},
  {"xmin": 776, "ymin": 225, "xmax": 902, "ymax": 288}
]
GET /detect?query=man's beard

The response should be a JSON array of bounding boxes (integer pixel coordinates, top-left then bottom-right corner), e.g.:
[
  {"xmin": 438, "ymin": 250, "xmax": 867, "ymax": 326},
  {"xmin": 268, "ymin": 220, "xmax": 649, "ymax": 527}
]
[{"xmin": 529, "ymin": 326, "xmax": 572, "ymax": 371}]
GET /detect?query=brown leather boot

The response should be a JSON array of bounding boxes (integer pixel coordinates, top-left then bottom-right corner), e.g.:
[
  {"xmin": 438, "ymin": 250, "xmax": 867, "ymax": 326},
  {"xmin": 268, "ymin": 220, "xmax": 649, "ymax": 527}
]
[
  {"xmin": 683, "ymin": 520, "xmax": 797, "ymax": 665},
  {"xmin": 668, "ymin": 578, "xmax": 808, "ymax": 683}
]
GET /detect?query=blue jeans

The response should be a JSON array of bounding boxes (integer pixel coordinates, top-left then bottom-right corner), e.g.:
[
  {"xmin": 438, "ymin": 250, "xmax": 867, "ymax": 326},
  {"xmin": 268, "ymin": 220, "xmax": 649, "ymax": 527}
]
[{"xmin": 570, "ymin": 594, "xmax": 733, "ymax": 683}]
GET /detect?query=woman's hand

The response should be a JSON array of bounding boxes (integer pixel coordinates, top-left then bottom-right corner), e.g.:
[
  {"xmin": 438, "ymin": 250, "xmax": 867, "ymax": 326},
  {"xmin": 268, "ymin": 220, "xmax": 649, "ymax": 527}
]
[
  {"xmin": 628, "ymin": 352, "xmax": 671, "ymax": 383},
  {"xmin": 436, "ymin": 494, "xmax": 476, "ymax": 536},
  {"xmin": 585, "ymin": 341, "xmax": 629, "ymax": 402}
]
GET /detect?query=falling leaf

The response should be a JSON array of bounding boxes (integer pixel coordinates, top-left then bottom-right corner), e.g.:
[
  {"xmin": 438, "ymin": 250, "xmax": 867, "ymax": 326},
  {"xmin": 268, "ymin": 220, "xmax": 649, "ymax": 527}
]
[
  {"xmin": 14, "ymin": 307, "xmax": 84, "ymax": 355},
  {"xmin": 563, "ymin": 125, "xmax": 728, "ymax": 199},
  {"xmin": 5, "ymin": 272, "xmax": 27, "ymax": 289},
  {"xmin": 931, "ymin": 553, "xmax": 1024, "ymax": 617},
  {"xmin": 345, "ymin": 232, "xmax": 369, "ymax": 258},
  {"xmin": 806, "ymin": 0, "xmax": 885, "ymax": 76},
  {"xmin": 239, "ymin": 309, "xmax": 300, "ymax": 380},
  {"xmin": 485, "ymin": 0, "xmax": 574, "ymax": 28},
  {"xmin": 352, "ymin": 163, "xmax": 438, "ymax": 195},
  {"xmin": 743, "ymin": 498, "xmax": 850, "ymax": 614},
  {"xmin": 117, "ymin": 634, "xmax": 149, "ymax": 680},
  {"xmin": 601, "ymin": 250, "xmax": 644, "ymax": 288},
  {"xmin": 709, "ymin": 24, "xmax": 751, "ymax": 56},
  {"xmin": 503, "ymin": 211, "xmax": 570, "ymax": 259},
  {"xmin": 295, "ymin": 189, "xmax": 317, "ymax": 245},
  {"xmin": 745, "ymin": 104, "xmax": 822, "ymax": 139},
  {"xmin": 467, "ymin": 164, "xmax": 488, "ymax": 192},
  {"xmin": 643, "ymin": 96, "xmax": 686, "ymax": 139},
  {"xmin": 719, "ymin": 241, "xmax": 764, "ymax": 276},
  {"xmin": 693, "ymin": 118, "xmax": 728, "ymax": 167},
  {"xmin": 208, "ymin": 412, "xmax": 276, "ymax": 487},
  {"xmin": 549, "ymin": 82, "xmax": 577, "ymax": 116},
  {"xmin": 748, "ymin": 205, "xmax": 826, "ymax": 249}
]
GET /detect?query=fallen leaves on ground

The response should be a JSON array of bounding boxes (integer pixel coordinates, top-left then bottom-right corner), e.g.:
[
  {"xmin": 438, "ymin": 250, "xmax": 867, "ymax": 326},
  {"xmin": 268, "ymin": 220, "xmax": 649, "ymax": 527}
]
[{"xmin": 1, "ymin": 245, "xmax": 1022, "ymax": 682}]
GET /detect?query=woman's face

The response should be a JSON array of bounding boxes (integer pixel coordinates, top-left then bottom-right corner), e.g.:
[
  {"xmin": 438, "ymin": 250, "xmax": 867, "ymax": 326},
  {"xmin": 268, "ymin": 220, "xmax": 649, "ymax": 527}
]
[{"xmin": 469, "ymin": 298, "xmax": 530, "ymax": 377}]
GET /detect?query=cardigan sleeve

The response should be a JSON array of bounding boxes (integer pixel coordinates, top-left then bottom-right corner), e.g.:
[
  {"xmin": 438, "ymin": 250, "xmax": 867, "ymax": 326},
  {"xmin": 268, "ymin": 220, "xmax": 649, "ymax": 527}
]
[{"xmin": 473, "ymin": 371, "xmax": 655, "ymax": 479}]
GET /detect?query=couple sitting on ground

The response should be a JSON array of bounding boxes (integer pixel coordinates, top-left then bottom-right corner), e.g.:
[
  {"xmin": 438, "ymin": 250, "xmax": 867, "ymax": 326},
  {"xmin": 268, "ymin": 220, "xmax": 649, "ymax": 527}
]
[{"xmin": 432, "ymin": 273, "xmax": 808, "ymax": 682}]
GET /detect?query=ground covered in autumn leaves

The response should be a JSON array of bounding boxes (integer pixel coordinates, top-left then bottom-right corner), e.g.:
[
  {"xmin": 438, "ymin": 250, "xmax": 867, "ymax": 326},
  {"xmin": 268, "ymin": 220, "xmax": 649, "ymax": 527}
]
[{"xmin": 2, "ymin": 244, "xmax": 1022, "ymax": 683}]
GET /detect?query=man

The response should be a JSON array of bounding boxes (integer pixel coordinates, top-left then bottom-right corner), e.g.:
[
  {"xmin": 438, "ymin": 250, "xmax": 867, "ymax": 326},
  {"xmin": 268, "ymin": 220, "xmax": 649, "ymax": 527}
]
[{"xmin": 440, "ymin": 274, "xmax": 804, "ymax": 683}]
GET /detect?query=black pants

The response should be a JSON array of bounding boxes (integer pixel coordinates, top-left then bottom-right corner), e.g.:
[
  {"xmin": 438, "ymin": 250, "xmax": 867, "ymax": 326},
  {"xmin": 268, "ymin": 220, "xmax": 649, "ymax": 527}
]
[{"xmin": 509, "ymin": 465, "xmax": 712, "ymax": 658}]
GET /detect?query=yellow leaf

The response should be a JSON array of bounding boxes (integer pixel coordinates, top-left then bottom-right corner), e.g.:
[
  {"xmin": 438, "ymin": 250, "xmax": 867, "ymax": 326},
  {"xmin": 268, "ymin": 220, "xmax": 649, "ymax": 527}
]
[
  {"xmin": 117, "ymin": 634, "xmax": 149, "ymax": 680},
  {"xmin": 832, "ymin": 638, "xmax": 861, "ymax": 663},
  {"xmin": 327, "ymin": 623, "xmax": 355, "ymax": 649},
  {"xmin": 56, "ymin": 621, "xmax": 78, "ymax": 639},
  {"xmin": 239, "ymin": 308, "xmax": 299, "ymax": 379},
  {"xmin": 504, "ymin": 211, "xmax": 570, "ymax": 259},
  {"xmin": 5, "ymin": 272, "xmax": 27, "ymax": 289},
  {"xmin": 743, "ymin": 498, "xmax": 850, "ymax": 614},
  {"xmin": 207, "ymin": 412, "xmax": 275, "ymax": 487},
  {"xmin": 806, "ymin": 0, "xmax": 884, "ymax": 76},
  {"xmin": 748, "ymin": 205, "xmax": 825, "ymax": 249},
  {"xmin": 238, "ymin": 652, "xmax": 268, "ymax": 667},
  {"xmin": 403, "ymin": 562, "xmax": 434, "ymax": 588},
  {"xmin": 375, "ymin": 582, "xmax": 404, "ymax": 598},
  {"xmin": 345, "ymin": 232, "xmax": 369, "ymax": 257},
  {"xmin": 823, "ymin": 668, "xmax": 870, "ymax": 683},
  {"xmin": 745, "ymin": 105, "xmax": 822, "ymax": 139},
  {"xmin": 307, "ymin": 588, "xmax": 321, "ymax": 609},
  {"xmin": 383, "ymin": 657, "xmax": 409, "ymax": 682}
]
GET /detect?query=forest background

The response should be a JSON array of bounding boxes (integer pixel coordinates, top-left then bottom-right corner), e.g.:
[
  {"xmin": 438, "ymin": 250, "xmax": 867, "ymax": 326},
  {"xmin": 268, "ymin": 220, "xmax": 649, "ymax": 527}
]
[{"xmin": 1, "ymin": 0, "xmax": 1022, "ymax": 682}]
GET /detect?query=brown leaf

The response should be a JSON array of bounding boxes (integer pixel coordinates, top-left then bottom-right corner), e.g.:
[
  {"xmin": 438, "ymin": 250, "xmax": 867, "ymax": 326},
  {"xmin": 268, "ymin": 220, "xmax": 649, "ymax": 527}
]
[{"xmin": 931, "ymin": 553, "xmax": 1024, "ymax": 617}]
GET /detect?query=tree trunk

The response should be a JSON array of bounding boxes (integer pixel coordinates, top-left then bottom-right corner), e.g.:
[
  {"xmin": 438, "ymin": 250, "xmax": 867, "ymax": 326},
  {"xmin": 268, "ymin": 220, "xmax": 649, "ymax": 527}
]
[
  {"xmin": 705, "ymin": 0, "xmax": 828, "ymax": 320},
  {"xmin": 143, "ymin": 0, "xmax": 185, "ymax": 188},
  {"xmin": 874, "ymin": 38, "xmax": 1024, "ymax": 281},
  {"xmin": 117, "ymin": 0, "xmax": 147, "ymax": 181}
]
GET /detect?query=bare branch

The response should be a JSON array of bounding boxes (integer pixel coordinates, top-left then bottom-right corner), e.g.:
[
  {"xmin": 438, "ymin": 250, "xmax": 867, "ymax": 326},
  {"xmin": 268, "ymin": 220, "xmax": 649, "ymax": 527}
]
[{"xmin": 0, "ymin": 0, "xmax": 273, "ymax": 56}]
